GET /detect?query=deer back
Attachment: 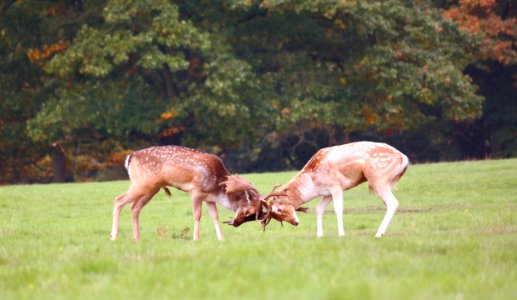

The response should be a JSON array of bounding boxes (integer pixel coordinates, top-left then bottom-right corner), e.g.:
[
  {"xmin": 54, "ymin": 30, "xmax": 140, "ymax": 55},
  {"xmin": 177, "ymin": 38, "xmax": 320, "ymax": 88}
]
[
  {"xmin": 127, "ymin": 146, "xmax": 229, "ymax": 193},
  {"xmin": 301, "ymin": 142, "xmax": 407, "ymax": 190}
]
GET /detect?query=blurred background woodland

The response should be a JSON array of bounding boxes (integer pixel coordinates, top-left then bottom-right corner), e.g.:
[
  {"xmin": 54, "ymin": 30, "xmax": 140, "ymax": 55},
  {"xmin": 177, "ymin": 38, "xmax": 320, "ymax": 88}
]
[{"xmin": 0, "ymin": 0, "xmax": 515, "ymax": 183}]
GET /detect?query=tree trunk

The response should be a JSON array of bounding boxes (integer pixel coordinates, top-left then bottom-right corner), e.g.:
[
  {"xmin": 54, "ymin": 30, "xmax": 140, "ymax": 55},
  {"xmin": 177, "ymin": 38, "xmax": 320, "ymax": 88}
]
[
  {"xmin": 51, "ymin": 143, "xmax": 66, "ymax": 183},
  {"xmin": 160, "ymin": 67, "xmax": 175, "ymax": 100}
]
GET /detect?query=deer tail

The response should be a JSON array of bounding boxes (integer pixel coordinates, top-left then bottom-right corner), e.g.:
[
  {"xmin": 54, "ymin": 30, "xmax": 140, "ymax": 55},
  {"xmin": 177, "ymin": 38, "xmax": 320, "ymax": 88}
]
[
  {"xmin": 124, "ymin": 154, "xmax": 133, "ymax": 178},
  {"xmin": 162, "ymin": 187, "xmax": 172, "ymax": 197},
  {"xmin": 394, "ymin": 154, "xmax": 409, "ymax": 183},
  {"xmin": 124, "ymin": 154, "xmax": 132, "ymax": 171}
]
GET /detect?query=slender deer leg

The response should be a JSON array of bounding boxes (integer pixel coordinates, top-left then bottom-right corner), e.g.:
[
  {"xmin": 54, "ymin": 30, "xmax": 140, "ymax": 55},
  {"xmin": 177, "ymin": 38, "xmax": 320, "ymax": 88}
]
[
  {"xmin": 316, "ymin": 196, "xmax": 332, "ymax": 238},
  {"xmin": 192, "ymin": 196, "xmax": 203, "ymax": 241},
  {"xmin": 206, "ymin": 201, "xmax": 224, "ymax": 241},
  {"xmin": 375, "ymin": 188, "xmax": 399, "ymax": 238},
  {"xmin": 111, "ymin": 192, "xmax": 134, "ymax": 241},
  {"xmin": 130, "ymin": 192, "xmax": 156, "ymax": 241},
  {"xmin": 331, "ymin": 189, "xmax": 345, "ymax": 237},
  {"xmin": 131, "ymin": 201, "xmax": 142, "ymax": 241}
]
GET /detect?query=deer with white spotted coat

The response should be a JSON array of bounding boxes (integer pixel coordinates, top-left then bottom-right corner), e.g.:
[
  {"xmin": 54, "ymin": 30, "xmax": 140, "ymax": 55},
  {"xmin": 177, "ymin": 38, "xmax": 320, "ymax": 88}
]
[
  {"xmin": 261, "ymin": 141, "xmax": 409, "ymax": 238},
  {"xmin": 110, "ymin": 146, "xmax": 264, "ymax": 241}
]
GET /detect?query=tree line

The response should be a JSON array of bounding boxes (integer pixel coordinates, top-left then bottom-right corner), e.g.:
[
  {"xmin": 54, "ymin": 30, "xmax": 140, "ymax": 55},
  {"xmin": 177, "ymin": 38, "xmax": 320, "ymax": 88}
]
[{"xmin": 0, "ymin": 0, "xmax": 515, "ymax": 183}]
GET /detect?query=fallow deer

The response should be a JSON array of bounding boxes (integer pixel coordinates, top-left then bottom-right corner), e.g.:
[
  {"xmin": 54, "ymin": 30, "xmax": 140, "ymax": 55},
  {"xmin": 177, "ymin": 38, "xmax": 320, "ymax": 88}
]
[
  {"xmin": 261, "ymin": 141, "xmax": 409, "ymax": 237},
  {"xmin": 110, "ymin": 145, "xmax": 263, "ymax": 241}
]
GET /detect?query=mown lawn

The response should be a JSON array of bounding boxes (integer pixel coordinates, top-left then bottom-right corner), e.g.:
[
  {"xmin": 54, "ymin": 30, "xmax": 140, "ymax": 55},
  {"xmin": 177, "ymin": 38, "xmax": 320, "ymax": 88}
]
[{"xmin": 1, "ymin": 159, "xmax": 516, "ymax": 299}]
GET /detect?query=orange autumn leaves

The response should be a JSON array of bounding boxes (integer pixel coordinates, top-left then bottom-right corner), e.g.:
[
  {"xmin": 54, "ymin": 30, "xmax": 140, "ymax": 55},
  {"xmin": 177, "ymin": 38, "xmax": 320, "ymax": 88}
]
[
  {"xmin": 26, "ymin": 4, "xmax": 69, "ymax": 64},
  {"xmin": 27, "ymin": 40, "xmax": 68, "ymax": 64},
  {"xmin": 443, "ymin": 0, "xmax": 516, "ymax": 64},
  {"xmin": 159, "ymin": 111, "xmax": 183, "ymax": 137}
]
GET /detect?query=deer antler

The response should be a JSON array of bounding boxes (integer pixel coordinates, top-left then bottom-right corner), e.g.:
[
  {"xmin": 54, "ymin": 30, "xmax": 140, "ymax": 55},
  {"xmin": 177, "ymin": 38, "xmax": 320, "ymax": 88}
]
[
  {"xmin": 221, "ymin": 175, "xmax": 258, "ymax": 194},
  {"xmin": 244, "ymin": 190, "xmax": 250, "ymax": 203},
  {"xmin": 260, "ymin": 201, "xmax": 273, "ymax": 231},
  {"xmin": 260, "ymin": 184, "xmax": 289, "ymax": 231},
  {"xmin": 259, "ymin": 183, "xmax": 287, "ymax": 202}
]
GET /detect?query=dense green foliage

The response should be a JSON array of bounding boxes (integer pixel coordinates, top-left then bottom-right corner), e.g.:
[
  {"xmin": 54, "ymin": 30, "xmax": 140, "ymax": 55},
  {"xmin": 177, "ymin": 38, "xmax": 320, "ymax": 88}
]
[
  {"xmin": 1, "ymin": 159, "xmax": 517, "ymax": 299},
  {"xmin": 0, "ymin": 0, "xmax": 515, "ymax": 182}
]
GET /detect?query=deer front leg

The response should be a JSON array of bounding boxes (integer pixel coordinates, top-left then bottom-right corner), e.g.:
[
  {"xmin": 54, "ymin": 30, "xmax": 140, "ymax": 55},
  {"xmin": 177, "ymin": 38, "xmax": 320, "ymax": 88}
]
[
  {"xmin": 316, "ymin": 196, "xmax": 332, "ymax": 238},
  {"xmin": 331, "ymin": 189, "xmax": 345, "ymax": 237},
  {"xmin": 206, "ymin": 201, "xmax": 224, "ymax": 241},
  {"xmin": 192, "ymin": 197, "xmax": 203, "ymax": 241}
]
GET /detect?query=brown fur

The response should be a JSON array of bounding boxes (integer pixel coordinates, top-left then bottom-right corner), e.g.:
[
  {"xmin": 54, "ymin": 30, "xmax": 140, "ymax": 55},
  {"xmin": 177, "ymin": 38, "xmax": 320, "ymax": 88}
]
[{"xmin": 110, "ymin": 146, "xmax": 261, "ymax": 241}]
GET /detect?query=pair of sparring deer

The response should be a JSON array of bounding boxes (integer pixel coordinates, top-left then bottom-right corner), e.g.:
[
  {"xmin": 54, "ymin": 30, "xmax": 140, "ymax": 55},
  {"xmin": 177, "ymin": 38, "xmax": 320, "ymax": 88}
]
[{"xmin": 110, "ymin": 142, "xmax": 409, "ymax": 241}]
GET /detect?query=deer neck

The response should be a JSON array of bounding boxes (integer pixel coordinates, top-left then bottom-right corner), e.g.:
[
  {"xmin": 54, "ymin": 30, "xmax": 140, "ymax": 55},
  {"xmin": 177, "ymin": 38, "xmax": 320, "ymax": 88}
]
[
  {"xmin": 284, "ymin": 172, "xmax": 317, "ymax": 208},
  {"xmin": 213, "ymin": 183, "xmax": 238, "ymax": 211},
  {"xmin": 213, "ymin": 190, "xmax": 238, "ymax": 211}
]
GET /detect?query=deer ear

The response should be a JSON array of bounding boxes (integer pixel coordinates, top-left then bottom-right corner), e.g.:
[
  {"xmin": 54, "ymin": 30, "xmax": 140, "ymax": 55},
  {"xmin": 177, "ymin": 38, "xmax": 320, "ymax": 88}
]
[
  {"xmin": 222, "ymin": 175, "xmax": 258, "ymax": 194},
  {"xmin": 296, "ymin": 207, "xmax": 309, "ymax": 213}
]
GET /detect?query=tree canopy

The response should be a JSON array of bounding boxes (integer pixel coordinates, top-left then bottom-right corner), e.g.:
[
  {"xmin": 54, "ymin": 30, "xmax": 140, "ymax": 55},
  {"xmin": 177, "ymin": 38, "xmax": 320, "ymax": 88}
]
[{"xmin": 1, "ymin": 0, "xmax": 515, "ymax": 183}]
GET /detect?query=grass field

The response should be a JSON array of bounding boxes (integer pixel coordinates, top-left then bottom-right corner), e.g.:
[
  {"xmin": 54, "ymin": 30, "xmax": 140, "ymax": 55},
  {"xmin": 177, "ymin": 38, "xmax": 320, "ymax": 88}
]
[{"xmin": 1, "ymin": 159, "xmax": 517, "ymax": 299}]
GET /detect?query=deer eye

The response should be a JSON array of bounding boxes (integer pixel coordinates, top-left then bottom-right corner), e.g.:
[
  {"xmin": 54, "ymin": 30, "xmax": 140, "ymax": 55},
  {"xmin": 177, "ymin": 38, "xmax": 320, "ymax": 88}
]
[{"xmin": 276, "ymin": 208, "xmax": 282, "ymax": 213}]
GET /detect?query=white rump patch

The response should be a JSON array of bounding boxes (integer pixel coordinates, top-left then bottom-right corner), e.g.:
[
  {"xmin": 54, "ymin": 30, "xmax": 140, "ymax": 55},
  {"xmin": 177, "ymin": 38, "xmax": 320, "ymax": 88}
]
[{"xmin": 124, "ymin": 155, "xmax": 131, "ymax": 177}]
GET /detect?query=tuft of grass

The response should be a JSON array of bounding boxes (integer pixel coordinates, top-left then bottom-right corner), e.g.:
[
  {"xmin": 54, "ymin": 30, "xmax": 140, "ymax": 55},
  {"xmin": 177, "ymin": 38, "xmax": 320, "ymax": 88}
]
[{"xmin": 1, "ymin": 159, "xmax": 516, "ymax": 299}]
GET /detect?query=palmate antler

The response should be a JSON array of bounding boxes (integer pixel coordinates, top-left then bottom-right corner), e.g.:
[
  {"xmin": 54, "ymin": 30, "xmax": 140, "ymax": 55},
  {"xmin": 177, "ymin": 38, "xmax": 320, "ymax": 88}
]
[
  {"xmin": 260, "ymin": 184, "xmax": 287, "ymax": 231},
  {"xmin": 221, "ymin": 175, "xmax": 258, "ymax": 195},
  {"xmin": 260, "ymin": 203, "xmax": 274, "ymax": 230}
]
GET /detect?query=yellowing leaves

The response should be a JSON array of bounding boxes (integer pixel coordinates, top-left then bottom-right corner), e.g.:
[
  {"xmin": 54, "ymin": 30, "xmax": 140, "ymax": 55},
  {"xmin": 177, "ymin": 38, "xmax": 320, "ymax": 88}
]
[
  {"xmin": 47, "ymin": 4, "xmax": 63, "ymax": 16},
  {"xmin": 443, "ymin": 0, "xmax": 516, "ymax": 64},
  {"xmin": 27, "ymin": 40, "xmax": 68, "ymax": 64},
  {"xmin": 334, "ymin": 19, "xmax": 346, "ymax": 30},
  {"xmin": 361, "ymin": 106, "xmax": 378, "ymax": 125},
  {"xmin": 160, "ymin": 112, "xmax": 174, "ymax": 120},
  {"xmin": 281, "ymin": 107, "xmax": 291, "ymax": 118},
  {"xmin": 159, "ymin": 109, "xmax": 183, "ymax": 137},
  {"xmin": 159, "ymin": 126, "xmax": 184, "ymax": 137}
]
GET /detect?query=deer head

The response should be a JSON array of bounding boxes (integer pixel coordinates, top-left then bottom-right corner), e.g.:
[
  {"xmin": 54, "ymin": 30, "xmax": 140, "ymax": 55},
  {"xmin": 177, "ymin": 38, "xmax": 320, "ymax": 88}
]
[
  {"xmin": 260, "ymin": 184, "xmax": 308, "ymax": 230},
  {"xmin": 221, "ymin": 175, "xmax": 265, "ymax": 227}
]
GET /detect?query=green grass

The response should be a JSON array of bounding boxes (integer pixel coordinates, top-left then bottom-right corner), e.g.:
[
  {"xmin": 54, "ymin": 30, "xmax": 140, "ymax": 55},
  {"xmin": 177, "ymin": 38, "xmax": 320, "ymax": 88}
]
[{"xmin": 1, "ymin": 159, "xmax": 517, "ymax": 299}]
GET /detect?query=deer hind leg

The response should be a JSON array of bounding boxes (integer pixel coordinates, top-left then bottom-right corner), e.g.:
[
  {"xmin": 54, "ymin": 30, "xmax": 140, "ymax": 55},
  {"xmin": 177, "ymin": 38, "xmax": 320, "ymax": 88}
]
[
  {"xmin": 316, "ymin": 196, "xmax": 332, "ymax": 238},
  {"xmin": 331, "ymin": 189, "xmax": 345, "ymax": 237},
  {"xmin": 373, "ymin": 186, "xmax": 399, "ymax": 238},
  {"xmin": 111, "ymin": 192, "xmax": 134, "ymax": 241},
  {"xmin": 206, "ymin": 201, "xmax": 224, "ymax": 241},
  {"xmin": 130, "ymin": 192, "xmax": 157, "ymax": 241}
]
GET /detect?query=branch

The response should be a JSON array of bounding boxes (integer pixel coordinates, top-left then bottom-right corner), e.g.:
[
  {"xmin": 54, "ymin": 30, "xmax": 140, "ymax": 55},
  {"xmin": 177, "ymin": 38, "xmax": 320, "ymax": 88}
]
[
  {"xmin": 0, "ymin": 0, "xmax": 16, "ymax": 15},
  {"xmin": 237, "ymin": 7, "xmax": 269, "ymax": 24},
  {"xmin": 160, "ymin": 67, "xmax": 176, "ymax": 100},
  {"xmin": 501, "ymin": 0, "xmax": 510, "ymax": 20}
]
